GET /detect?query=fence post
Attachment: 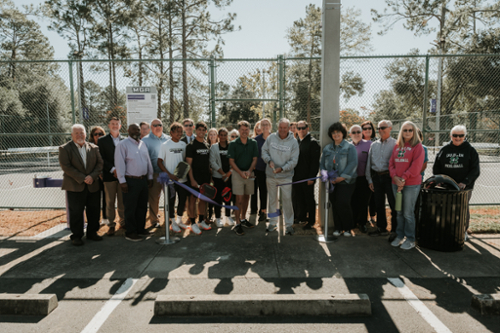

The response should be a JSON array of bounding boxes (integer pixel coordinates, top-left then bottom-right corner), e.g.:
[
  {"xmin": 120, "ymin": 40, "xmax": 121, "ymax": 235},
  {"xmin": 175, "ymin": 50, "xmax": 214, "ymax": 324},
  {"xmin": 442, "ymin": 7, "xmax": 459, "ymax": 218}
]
[
  {"xmin": 210, "ymin": 57, "xmax": 216, "ymax": 128},
  {"xmin": 278, "ymin": 54, "xmax": 284, "ymax": 120},
  {"xmin": 422, "ymin": 55, "xmax": 430, "ymax": 146},
  {"xmin": 68, "ymin": 61, "xmax": 76, "ymax": 125}
]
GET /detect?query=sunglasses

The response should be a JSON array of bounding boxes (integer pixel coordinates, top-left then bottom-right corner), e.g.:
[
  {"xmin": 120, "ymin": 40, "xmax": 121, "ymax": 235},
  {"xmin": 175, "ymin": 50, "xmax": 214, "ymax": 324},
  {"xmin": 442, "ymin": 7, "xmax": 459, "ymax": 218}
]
[
  {"xmin": 93, "ymin": 132, "xmax": 104, "ymax": 137},
  {"xmin": 452, "ymin": 134, "xmax": 465, "ymax": 138},
  {"xmin": 184, "ymin": 124, "xmax": 193, "ymax": 127},
  {"xmin": 403, "ymin": 129, "xmax": 413, "ymax": 133},
  {"xmin": 297, "ymin": 126, "xmax": 307, "ymax": 130},
  {"xmin": 362, "ymin": 127, "xmax": 372, "ymax": 131},
  {"xmin": 152, "ymin": 124, "xmax": 162, "ymax": 127},
  {"xmin": 377, "ymin": 126, "xmax": 388, "ymax": 131},
  {"xmin": 231, "ymin": 136, "xmax": 237, "ymax": 138},
  {"xmin": 350, "ymin": 131, "xmax": 361, "ymax": 135}
]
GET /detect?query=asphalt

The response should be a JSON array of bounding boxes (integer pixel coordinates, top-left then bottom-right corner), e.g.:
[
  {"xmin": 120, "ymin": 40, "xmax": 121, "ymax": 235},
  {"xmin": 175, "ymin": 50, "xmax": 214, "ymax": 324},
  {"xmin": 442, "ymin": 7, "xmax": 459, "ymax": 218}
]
[{"xmin": 0, "ymin": 220, "xmax": 500, "ymax": 332}]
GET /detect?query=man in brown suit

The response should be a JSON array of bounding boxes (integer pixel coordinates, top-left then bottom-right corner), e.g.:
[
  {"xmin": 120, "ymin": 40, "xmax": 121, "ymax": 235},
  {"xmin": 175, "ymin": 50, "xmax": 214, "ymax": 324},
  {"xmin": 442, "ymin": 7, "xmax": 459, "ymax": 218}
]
[{"xmin": 59, "ymin": 124, "xmax": 104, "ymax": 246}]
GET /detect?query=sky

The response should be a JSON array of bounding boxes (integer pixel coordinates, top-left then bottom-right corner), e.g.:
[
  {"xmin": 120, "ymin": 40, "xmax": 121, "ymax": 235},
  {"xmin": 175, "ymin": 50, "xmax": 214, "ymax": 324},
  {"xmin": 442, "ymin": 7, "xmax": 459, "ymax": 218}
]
[{"xmin": 17, "ymin": 0, "xmax": 435, "ymax": 60}]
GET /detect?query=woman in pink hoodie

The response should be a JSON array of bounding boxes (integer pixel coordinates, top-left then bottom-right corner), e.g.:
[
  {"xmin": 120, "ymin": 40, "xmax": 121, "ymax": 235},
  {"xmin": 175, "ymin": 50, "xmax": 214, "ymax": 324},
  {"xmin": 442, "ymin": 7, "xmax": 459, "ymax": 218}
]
[{"xmin": 389, "ymin": 121, "xmax": 424, "ymax": 250}]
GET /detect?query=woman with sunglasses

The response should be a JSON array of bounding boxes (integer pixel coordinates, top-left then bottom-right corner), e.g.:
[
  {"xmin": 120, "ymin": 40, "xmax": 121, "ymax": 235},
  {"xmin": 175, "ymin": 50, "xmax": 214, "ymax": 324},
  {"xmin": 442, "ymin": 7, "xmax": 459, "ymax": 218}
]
[
  {"xmin": 433, "ymin": 125, "xmax": 480, "ymax": 241},
  {"xmin": 361, "ymin": 121, "xmax": 377, "ymax": 227},
  {"xmin": 228, "ymin": 129, "xmax": 239, "ymax": 142},
  {"xmin": 349, "ymin": 124, "xmax": 372, "ymax": 234},
  {"xmin": 89, "ymin": 126, "xmax": 108, "ymax": 225},
  {"xmin": 206, "ymin": 128, "xmax": 219, "ymax": 223},
  {"xmin": 389, "ymin": 121, "xmax": 425, "ymax": 250}
]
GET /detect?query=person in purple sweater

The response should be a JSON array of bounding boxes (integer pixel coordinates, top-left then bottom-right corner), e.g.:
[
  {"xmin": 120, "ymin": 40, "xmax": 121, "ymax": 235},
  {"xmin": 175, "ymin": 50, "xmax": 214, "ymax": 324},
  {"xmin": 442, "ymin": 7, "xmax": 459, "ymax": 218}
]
[
  {"xmin": 349, "ymin": 125, "xmax": 373, "ymax": 234},
  {"xmin": 389, "ymin": 121, "xmax": 425, "ymax": 250}
]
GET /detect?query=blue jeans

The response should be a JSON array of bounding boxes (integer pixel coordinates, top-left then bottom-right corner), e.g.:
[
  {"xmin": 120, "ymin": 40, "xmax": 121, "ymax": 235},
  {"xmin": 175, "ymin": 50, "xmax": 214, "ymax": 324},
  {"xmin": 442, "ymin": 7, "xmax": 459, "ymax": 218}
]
[{"xmin": 392, "ymin": 184, "xmax": 420, "ymax": 242}]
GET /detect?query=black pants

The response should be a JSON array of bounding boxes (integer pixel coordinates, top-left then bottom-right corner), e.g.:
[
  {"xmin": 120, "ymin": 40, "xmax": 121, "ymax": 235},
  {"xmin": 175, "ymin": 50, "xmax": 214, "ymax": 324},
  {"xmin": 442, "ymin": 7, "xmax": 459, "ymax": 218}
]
[
  {"xmin": 351, "ymin": 176, "xmax": 372, "ymax": 227},
  {"xmin": 372, "ymin": 172, "xmax": 397, "ymax": 232},
  {"xmin": 168, "ymin": 183, "xmax": 189, "ymax": 218},
  {"xmin": 67, "ymin": 185, "xmax": 100, "ymax": 240},
  {"xmin": 293, "ymin": 181, "xmax": 316, "ymax": 226},
  {"xmin": 369, "ymin": 193, "xmax": 376, "ymax": 217},
  {"xmin": 213, "ymin": 177, "xmax": 234, "ymax": 218},
  {"xmin": 122, "ymin": 178, "xmax": 148, "ymax": 235},
  {"xmin": 329, "ymin": 182, "xmax": 355, "ymax": 231},
  {"xmin": 250, "ymin": 169, "xmax": 267, "ymax": 214},
  {"xmin": 99, "ymin": 178, "xmax": 107, "ymax": 219}
]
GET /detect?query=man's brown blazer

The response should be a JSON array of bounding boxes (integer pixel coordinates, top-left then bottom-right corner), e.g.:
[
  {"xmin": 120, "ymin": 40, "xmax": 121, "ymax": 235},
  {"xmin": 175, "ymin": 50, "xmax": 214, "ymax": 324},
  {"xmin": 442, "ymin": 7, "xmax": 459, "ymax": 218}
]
[{"xmin": 59, "ymin": 140, "xmax": 103, "ymax": 192}]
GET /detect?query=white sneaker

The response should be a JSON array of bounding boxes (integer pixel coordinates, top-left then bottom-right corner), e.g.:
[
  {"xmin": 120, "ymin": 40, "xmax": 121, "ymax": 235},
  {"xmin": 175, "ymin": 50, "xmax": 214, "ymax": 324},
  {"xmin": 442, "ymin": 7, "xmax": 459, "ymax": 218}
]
[
  {"xmin": 176, "ymin": 216, "xmax": 183, "ymax": 225},
  {"xmin": 199, "ymin": 221, "xmax": 212, "ymax": 231},
  {"xmin": 215, "ymin": 218, "xmax": 224, "ymax": 228},
  {"xmin": 225, "ymin": 216, "xmax": 235, "ymax": 226},
  {"xmin": 333, "ymin": 230, "xmax": 341, "ymax": 237},
  {"xmin": 178, "ymin": 222, "xmax": 190, "ymax": 230},
  {"xmin": 101, "ymin": 219, "xmax": 110, "ymax": 225},
  {"xmin": 464, "ymin": 233, "xmax": 469, "ymax": 241},
  {"xmin": 170, "ymin": 222, "xmax": 181, "ymax": 233},
  {"xmin": 190, "ymin": 223, "xmax": 202, "ymax": 235},
  {"xmin": 344, "ymin": 231, "xmax": 352, "ymax": 237},
  {"xmin": 391, "ymin": 237, "xmax": 405, "ymax": 247},
  {"xmin": 400, "ymin": 239, "xmax": 415, "ymax": 250}
]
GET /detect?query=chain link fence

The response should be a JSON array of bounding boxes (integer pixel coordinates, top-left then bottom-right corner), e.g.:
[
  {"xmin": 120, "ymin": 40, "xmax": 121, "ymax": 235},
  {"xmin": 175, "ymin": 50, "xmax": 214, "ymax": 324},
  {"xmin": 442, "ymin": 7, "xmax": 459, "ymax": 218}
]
[{"xmin": 1, "ymin": 55, "xmax": 499, "ymax": 227}]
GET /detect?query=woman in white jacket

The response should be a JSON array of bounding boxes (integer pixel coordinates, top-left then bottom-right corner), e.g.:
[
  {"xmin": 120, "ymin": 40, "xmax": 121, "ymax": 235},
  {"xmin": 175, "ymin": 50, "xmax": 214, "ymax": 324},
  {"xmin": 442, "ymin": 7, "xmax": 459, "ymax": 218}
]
[{"xmin": 210, "ymin": 128, "xmax": 235, "ymax": 227}]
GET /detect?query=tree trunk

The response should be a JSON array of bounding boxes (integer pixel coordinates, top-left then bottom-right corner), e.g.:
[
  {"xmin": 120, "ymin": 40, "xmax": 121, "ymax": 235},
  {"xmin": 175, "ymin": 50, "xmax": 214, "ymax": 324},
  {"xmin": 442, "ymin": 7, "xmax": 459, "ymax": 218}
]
[{"xmin": 169, "ymin": 10, "xmax": 175, "ymax": 124}]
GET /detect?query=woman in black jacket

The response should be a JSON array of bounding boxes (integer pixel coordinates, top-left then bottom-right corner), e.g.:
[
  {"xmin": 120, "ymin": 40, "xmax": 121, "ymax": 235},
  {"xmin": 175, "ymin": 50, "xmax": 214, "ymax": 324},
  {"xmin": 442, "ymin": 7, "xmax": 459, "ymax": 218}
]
[{"xmin": 433, "ymin": 125, "xmax": 480, "ymax": 240}]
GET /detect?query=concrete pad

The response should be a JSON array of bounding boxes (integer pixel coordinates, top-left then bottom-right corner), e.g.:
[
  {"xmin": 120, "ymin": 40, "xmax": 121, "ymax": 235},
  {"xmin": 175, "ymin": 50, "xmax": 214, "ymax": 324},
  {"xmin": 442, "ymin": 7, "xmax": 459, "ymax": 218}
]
[
  {"xmin": 471, "ymin": 294, "xmax": 500, "ymax": 315},
  {"xmin": 154, "ymin": 294, "xmax": 371, "ymax": 317},
  {"xmin": 0, "ymin": 293, "xmax": 58, "ymax": 315}
]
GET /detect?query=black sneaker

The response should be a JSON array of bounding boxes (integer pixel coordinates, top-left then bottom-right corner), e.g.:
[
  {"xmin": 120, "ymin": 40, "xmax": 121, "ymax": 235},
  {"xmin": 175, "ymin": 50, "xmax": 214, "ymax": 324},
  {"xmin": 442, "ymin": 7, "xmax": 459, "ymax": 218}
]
[
  {"xmin": 258, "ymin": 212, "xmax": 267, "ymax": 222},
  {"xmin": 125, "ymin": 233, "xmax": 143, "ymax": 242},
  {"xmin": 234, "ymin": 224, "xmax": 245, "ymax": 236},
  {"xmin": 240, "ymin": 219, "xmax": 255, "ymax": 228},
  {"xmin": 388, "ymin": 232, "xmax": 397, "ymax": 242},
  {"xmin": 71, "ymin": 238, "xmax": 84, "ymax": 246},
  {"xmin": 86, "ymin": 234, "xmax": 103, "ymax": 241}
]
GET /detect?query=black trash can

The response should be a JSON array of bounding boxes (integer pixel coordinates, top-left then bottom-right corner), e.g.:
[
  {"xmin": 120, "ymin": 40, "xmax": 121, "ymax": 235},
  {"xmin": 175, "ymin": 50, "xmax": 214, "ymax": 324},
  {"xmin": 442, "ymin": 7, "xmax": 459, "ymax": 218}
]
[{"xmin": 416, "ymin": 188, "xmax": 472, "ymax": 252}]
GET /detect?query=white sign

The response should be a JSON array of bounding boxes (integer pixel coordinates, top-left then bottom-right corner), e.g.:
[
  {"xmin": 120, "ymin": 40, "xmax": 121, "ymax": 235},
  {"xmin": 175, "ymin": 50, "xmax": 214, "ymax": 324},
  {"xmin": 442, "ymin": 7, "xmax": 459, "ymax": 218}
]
[{"xmin": 126, "ymin": 86, "xmax": 158, "ymax": 127}]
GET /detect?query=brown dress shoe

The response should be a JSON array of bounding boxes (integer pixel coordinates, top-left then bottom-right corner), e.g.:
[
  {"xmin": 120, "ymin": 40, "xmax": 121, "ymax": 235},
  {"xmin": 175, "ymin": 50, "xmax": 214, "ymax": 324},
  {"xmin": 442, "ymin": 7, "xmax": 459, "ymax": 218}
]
[{"xmin": 107, "ymin": 226, "xmax": 115, "ymax": 236}]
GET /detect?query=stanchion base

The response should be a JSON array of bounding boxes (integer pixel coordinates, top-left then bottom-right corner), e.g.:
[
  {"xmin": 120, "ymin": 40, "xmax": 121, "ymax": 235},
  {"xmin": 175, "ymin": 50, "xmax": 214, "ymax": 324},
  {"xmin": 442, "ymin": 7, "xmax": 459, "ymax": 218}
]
[
  {"xmin": 316, "ymin": 235, "xmax": 337, "ymax": 243},
  {"xmin": 156, "ymin": 237, "xmax": 180, "ymax": 245}
]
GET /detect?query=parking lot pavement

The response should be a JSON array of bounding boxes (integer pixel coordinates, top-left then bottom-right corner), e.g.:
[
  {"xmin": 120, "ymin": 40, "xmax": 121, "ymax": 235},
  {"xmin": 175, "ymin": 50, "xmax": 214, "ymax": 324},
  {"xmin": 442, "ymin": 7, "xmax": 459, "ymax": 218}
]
[{"xmin": 0, "ymin": 224, "xmax": 499, "ymax": 332}]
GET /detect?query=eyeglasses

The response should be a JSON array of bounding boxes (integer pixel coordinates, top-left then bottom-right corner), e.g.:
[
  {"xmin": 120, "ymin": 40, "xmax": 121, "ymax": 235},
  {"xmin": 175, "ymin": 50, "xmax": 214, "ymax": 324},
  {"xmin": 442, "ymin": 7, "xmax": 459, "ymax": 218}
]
[
  {"xmin": 362, "ymin": 127, "xmax": 372, "ymax": 131},
  {"xmin": 152, "ymin": 124, "xmax": 162, "ymax": 127},
  {"xmin": 377, "ymin": 126, "xmax": 388, "ymax": 131},
  {"xmin": 350, "ymin": 131, "xmax": 361, "ymax": 134},
  {"xmin": 231, "ymin": 136, "xmax": 237, "ymax": 139},
  {"xmin": 183, "ymin": 124, "xmax": 193, "ymax": 127},
  {"xmin": 452, "ymin": 134, "xmax": 465, "ymax": 138},
  {"xmin": 403, "ymin": 129, "xmax": 413, "ymax": 133},
  {"xmin": 297, "ymin": 126, "xmax": 307, "ymax": 130},
  {"xmin": 93, "ymin": 132, "xmax": 104, "ymax": 137}
]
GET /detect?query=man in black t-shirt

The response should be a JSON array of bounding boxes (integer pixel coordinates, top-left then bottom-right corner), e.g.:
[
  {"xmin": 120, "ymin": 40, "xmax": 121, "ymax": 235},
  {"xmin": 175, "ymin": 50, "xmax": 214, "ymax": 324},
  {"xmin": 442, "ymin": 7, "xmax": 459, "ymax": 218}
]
[{"xmin": 186, "ymin": 121, "xmax": 212, "ymax": 234}]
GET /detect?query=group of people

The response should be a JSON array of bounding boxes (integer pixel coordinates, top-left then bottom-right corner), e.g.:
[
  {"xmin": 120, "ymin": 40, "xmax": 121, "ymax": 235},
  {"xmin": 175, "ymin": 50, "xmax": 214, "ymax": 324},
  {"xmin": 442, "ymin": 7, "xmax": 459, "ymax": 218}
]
[{"xmin": 59, "ymin": 116, "xmax": 479, "ymax": 249}]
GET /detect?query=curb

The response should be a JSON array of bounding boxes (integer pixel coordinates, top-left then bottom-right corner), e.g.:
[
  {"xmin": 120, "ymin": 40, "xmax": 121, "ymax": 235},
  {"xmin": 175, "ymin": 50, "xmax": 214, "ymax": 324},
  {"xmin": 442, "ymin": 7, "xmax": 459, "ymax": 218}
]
[
  {"xmin": 0, "ymin": 294, "xmax": 58, "ymax": 315},
  {"xmin": 155, "ymin": 294, "xmax": 371, "ymax": 317},
  {"xmin": 471, "ymin": 294, "xmax": 500, "ymax": 315}
]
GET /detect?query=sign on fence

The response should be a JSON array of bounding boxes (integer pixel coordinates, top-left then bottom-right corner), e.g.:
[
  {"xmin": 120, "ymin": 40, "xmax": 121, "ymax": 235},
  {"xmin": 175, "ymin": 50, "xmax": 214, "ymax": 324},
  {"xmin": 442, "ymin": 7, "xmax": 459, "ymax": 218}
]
[
  {"xmin": 126, "ymin": 86, "xmax": 158, "ymax": 127},
  {"xmin": 430, "ymin": 99, "xmax": 437, "ymax": 113}
]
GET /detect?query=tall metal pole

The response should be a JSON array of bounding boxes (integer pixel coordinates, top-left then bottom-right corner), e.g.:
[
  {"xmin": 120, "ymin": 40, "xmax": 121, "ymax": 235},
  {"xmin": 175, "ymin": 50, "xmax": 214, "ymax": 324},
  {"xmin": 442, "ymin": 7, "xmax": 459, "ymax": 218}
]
[
  {"xmin": 278, "ymin": 55, "xmax": 284, "ymax": 120},
  {"xmin": 158, "ymin": 183, "xmax": 180, "ymax": 245},
  {"xmin": 75, "ymin": 59, "xmax": 83, "ymax": 124},
  {"xmin": 68, "ymin": 61, "xmax": 76, "ymax": 125},
  {"xmin": 436, "ymin": 53, "xmax": 443, "ymax": 147},
  {"xmin": 422, "ymin": 55, "xmax": 430, "ymax": 146},
  {"xmin": 210, "ymin": 57, "xmax": 216, "ymax": 128},
  {"xmin": 262, "ymin": 70, "xmax": 266, "ymax": 118},
  {"xmin": 317, "ymin": 0, "xmax": 341, "ymax": 242}
]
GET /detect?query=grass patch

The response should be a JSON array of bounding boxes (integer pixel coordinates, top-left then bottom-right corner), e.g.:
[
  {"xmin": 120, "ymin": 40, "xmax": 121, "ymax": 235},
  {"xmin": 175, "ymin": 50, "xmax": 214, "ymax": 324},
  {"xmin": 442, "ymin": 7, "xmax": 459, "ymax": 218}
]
[{"xmin": 469, "ymin": 206, "xmax": 500, "ymax": 234}]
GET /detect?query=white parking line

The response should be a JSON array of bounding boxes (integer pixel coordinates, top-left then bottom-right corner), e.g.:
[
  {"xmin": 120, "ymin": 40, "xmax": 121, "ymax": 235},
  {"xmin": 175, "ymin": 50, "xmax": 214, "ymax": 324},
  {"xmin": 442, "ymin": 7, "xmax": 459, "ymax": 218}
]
[
  {"xmin": 388, "ymin": 277, "xmax": 452, "ymax": 333},
  {"xmin": 81, "ymin": 278, "xmax": 138, "ymax": 333}
]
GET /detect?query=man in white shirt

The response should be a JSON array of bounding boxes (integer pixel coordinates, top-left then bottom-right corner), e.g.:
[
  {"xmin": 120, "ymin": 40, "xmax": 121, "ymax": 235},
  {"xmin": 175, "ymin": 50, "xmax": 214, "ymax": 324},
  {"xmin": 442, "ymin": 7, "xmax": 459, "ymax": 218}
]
[{"xmin": 158, "ymin": 122, "xmax": 189, "ymax": 233}]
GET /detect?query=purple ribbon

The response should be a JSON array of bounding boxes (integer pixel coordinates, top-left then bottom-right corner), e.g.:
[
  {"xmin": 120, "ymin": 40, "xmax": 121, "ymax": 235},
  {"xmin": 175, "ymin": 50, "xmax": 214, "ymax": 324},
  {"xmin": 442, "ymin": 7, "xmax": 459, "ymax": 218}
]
[
  {"xmin": 157, "ymin": 173, "xmax": 176, "ymax": 198},
  {"xmin": 157, "ymin": 172, "xmax": 239, "ymax": 210},
  {"xmin": 268, "ymin": 209, "xmax": 281, "ymax": 218},
  {"xmin": 321, "ymin": 169, "xmax": 338, "ymax": 193}
]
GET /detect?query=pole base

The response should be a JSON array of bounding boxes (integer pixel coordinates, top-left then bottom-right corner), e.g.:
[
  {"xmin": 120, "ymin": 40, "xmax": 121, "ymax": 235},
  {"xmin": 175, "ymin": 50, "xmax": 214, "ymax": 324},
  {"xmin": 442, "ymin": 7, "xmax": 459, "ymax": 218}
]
[
  {"xmin": 316, "ymin": 235, "xmax": 337, "ymax": 243},
  {"xmin": 156, "ymin": 236, "xmax": 180, "ymax": 245}
]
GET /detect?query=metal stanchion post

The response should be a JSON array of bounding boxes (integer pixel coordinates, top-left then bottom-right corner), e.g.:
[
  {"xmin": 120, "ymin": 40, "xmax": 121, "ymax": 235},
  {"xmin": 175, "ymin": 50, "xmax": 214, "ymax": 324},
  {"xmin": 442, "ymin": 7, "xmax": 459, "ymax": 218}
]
[
  {"xmin": 316, "ymin": 184, "xmax": 337, "ymax": 243},
  {"xmin": 157, "ymin": 183, "xmax": 180, "ymax": 245},
  {"xmin": 279, "ymin": 186, "xmax": 283, "ymax": 235}
]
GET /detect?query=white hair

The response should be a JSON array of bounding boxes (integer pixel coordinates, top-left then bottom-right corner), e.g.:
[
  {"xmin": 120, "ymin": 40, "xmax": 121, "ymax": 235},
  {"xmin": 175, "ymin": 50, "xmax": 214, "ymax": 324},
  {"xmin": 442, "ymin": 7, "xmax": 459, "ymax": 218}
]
[
  {"xmin": 378, "ymin": 120, "xmax": 393, "ymax": 127},
  {"xmin": 349, "ymin": 124, "xmax": 361, "ymax": 133},
  {"xmin": 278, "ymin": 118, "xmax": 290, "ymax": 126},
  {"xmin": 451, "ymin": 125, "xmax": 467, "ymax": 135},
  {"xmin": 229, "ymin": 129, "xmax": 239, "ymax": 137},
  {"xmin": 71, "ymin": 124, "xmax": 86, "ymax": 133}
]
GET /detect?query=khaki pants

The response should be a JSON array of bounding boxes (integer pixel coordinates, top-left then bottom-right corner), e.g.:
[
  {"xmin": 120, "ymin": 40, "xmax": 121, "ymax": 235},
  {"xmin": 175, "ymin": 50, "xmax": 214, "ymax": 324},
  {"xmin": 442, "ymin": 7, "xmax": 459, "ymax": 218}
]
[
  {"xmin": 104, "ymin": 180, "xmax": 125, "ymax": 227},
  {"xmin": 148, "ymin": 172, "xmax": 162, "ymax": 223}
]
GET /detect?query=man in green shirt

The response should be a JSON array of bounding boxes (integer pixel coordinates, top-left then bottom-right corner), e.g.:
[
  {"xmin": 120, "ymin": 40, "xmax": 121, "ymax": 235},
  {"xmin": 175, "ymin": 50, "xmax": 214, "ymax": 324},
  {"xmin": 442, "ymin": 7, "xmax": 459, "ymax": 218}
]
[{"xmin": 228, "ymin": 120, "xmax": 259, "ymax": 236}]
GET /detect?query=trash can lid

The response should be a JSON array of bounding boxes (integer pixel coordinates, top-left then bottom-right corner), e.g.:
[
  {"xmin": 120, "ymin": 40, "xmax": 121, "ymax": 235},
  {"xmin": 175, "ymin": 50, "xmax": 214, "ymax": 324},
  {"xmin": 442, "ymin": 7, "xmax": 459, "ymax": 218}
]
[{"xmin": 423, "ymin": 174, "xmax": 461, "ymax": 191}]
